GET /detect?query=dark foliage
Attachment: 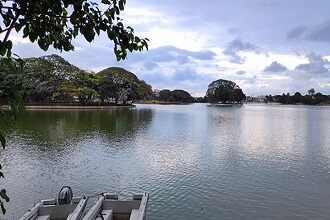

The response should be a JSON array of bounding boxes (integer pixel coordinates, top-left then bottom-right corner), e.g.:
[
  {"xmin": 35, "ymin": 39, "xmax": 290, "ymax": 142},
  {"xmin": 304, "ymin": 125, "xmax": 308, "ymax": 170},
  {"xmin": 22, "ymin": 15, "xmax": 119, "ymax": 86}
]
[
  {"xmin": 206, "ymin": 79, "xmax": 246, "ymax": 103},
  {"xmin": 0, "ymin": 55, "xmax": 153, "ymax": 105},
  {"xmin": 157, "ymin": 89, "xmax": 195, "ymax": 103},
  {"xmin": 267, "ymin": 88, "xmax": 330, "ymax": 105}
]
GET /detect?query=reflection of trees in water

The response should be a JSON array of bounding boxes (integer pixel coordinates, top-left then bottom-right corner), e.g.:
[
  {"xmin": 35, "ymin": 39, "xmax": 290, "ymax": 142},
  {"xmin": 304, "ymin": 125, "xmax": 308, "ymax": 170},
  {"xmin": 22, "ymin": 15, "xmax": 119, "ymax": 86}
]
[{"xmin": 12, "ymin": 108, "xmax": 154, "ymax": 144}]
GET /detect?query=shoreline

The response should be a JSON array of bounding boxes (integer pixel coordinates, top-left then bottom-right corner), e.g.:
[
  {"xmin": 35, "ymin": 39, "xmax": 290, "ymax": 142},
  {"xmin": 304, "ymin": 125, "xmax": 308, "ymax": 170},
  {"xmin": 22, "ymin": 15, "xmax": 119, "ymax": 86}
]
[
  {"xmin": 1, "ymin": 105, "xmax": 136, "ymax": 110},
  {"xmin": 135, "ymin": 101, "xmax": 195, "ymax": 105}
]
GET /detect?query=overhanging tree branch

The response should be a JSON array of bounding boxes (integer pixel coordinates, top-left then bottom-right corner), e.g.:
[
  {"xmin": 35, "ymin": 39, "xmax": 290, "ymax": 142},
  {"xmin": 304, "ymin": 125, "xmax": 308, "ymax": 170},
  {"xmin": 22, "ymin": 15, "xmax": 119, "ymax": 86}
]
[{"xmin": 0, "ymin": 11, "xmax": 20, "ymax": 51}]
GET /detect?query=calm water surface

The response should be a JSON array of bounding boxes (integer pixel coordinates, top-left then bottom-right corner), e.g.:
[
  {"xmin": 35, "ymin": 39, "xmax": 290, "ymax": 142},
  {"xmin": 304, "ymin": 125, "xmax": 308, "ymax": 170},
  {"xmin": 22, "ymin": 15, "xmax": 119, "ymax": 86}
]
[{"xmin": 1, "ymin": 104, "xmax": 330, "ymax": 219}]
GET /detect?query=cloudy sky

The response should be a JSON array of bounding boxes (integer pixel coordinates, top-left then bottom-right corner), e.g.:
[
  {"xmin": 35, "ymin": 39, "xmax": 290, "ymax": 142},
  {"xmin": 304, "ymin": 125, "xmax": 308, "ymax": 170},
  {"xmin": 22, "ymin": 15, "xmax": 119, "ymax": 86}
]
[{"xmin": 9, "ymin": 0, "xmax": 330, "ymax": 96}]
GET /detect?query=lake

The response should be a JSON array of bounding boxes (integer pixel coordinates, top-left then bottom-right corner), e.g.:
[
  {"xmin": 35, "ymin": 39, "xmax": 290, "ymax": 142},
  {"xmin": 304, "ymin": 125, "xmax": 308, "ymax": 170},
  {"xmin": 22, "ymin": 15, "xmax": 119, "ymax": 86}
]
[{"xmin": 1, "ymin": 103, "xmax": 330, "ymax": 219}]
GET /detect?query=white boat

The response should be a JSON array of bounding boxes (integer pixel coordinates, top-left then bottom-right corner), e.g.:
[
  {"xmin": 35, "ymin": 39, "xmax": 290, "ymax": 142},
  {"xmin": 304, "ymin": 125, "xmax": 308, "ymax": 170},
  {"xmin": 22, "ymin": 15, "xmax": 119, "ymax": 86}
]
[
  {"xmin": 83, "ymin": 193, "xmax": 148, "ymax": 220},
  {"xmin": 19, "ymin": 187, "xmax": 88, "ymax": 220}
]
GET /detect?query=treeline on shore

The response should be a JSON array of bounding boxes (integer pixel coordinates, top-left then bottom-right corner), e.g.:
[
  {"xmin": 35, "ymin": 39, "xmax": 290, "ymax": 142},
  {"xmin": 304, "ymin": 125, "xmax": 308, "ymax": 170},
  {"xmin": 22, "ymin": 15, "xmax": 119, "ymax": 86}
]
[
  {"xmin": 0, "ymin": 55, "xmax": 153, "ymax": 105},
  {"xmin": 263, "ymin": 88, "xmax": 330, "ymax": 105},
  {"xmin": 3, "ymin": 54, "xmax": 328, "ymax": 106},
  {"xmin": 0, "ymin": 54, "xmax": 200, "ymax": 105}
]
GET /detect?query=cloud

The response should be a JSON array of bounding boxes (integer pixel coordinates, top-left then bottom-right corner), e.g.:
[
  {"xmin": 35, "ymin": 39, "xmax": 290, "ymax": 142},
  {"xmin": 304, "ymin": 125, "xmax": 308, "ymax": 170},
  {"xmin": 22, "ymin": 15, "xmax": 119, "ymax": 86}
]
[
  {"xmin": 143, "ymin": 60, "xmax": 158, "ymax": 70},
  {"xmin": 138, "ymin": 66, "xmax": 215, "ymax": 95},
  {"xmin": 177, "ymin": 55, "xmax": 189, "ymax": 64},
  {"xmin": 264, "ymin": 61, "xmax": 288, "ymax": 73},
  {"xmin": 236, "ymin": 70, "xmax": 246, "ymax": 75},
  {"xmin": 278, "ymin": 53, "xmax": 330, "ymax": 91},
  {"xmin": 306, "ymin": 20, "xmax": 330, "ymax": 42},
  {"xmin": 128, "ymin": 46, "xmax": 216, "ymax": 64},
  {"xmin": 294, "ymin": 53, "xmax": 329, "ymax": 75},
  {"xmin": 246, "ymin": 75, "xmax": 258, "ymax": 84},
  {"xmin": 171, "ymin": 67, "xmax": 201, "ymax": 81},
  {"xmin": 223, "ymin": 39, "xmax": 260, "ymax": 64},
  {"xmin": 287, "ymin": 20, "xmax": 330, "ymax": 42},
  {"xmin": 139, "ymin": 71, "xmax": 169, "ymax": 84},
  {"xmin": 287, "ymin": 26, "xmax": 307, "ymax": 40}
]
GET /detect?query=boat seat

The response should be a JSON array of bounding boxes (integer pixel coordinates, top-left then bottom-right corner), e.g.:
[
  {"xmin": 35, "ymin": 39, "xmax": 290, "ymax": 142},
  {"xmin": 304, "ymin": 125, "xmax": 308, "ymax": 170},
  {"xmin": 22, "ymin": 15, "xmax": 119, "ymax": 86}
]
[
  {"xmin": 129, "ymin": 209, "xmax": 139, "ymax": 220},
  {"xmin": 95, "ymin": 209, "xmax": 113, "ymax": 220},
  {"xmin": 35, "ymin": 215, "xmax": 50, "ymax": 220}
]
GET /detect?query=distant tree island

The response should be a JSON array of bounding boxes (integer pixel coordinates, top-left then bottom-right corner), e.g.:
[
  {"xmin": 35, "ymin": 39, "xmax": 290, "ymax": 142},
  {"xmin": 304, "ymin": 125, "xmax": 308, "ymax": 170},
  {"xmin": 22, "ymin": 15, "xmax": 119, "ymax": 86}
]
[
  {"xmin": 262, "ymin": 89, "xmax": 330, "ymax": 105},
  {"xmin": 245, "ymin": 88, "xmax": 330, "ymax": 105},
  {"xmin": 206, "ymin": 79, "xmax": 246, "ymax": 105},
  {"xmin": 153, "ymin": 89, "xmax": 195, "ymax": 104}
]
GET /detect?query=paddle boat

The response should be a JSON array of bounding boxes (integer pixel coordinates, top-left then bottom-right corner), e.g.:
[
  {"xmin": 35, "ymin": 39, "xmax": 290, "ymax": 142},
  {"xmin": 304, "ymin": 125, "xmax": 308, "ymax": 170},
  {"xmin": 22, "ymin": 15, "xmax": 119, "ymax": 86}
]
[
  {"xmin": 83, "ymin": 193, "xmax": 148, "ymax": 220},
  {"xmin": 19, "ymin": 186, "xmax": 88, "ymax": 220}
]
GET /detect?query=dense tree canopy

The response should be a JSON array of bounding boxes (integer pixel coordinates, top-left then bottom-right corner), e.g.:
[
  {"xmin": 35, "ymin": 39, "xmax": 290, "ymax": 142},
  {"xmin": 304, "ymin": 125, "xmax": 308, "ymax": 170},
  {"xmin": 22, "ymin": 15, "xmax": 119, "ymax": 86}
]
[
  {"xmin": 0, "ymin": 54, "xmax": 153, "ymax": 105},
  {"xmin": 158, "ymin": 89, "xmax": 172, "ymax": 102},
  {"xmin": 96, "ymin": 67, "xmax": 153, "ymax": 104},
  {"xmin": 267, "ymin": 89, "xmax": 330, "ymax": 105},
  {"xmin": 206, "ymin": 79, "xmax": 246, "ymax": 103},
  {"xmin": 157, "ymin": 89, "xmax": 195, "ymax": 103}
]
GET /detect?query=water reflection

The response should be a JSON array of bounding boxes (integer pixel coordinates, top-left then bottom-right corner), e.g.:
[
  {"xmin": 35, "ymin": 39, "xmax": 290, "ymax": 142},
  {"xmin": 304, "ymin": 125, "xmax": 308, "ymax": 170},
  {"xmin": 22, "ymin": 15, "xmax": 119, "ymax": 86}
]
[{"xmin": 13, "ymin": 108, "xmax": 154, "ymax": 144}]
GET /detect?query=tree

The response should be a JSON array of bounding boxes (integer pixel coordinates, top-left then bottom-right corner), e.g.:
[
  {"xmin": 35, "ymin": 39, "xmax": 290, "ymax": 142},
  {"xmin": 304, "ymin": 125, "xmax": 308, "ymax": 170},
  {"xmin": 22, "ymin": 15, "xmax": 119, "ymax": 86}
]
[
  {"xmin": 0, "ymin": 54, "xmax": 86, "ymax": 103},
  {"xmin": 158, "ymin": 89, "xmax": 172, "ymax": 102},
  {"xmin": 302, "ymin": 95, "xmax": 314, "ymax": 105},
  {"xmin": 157, "ymin": 89, "xmax": 194, "ymax": 103},
  {"xmin": 136, "ymin": 80, "xmax": 153, "ymax": 100},
  {"xmin": 314, "ymin": 92, "xmax": 328, "ymax": 104},
  {"xmin": 195, "ymin": 96, "xmax": 207, "ymax": 103},
  {"xmin": 170, "ymin": 89, "xmax": 195, "ymax": 103},
  {"xmin": 74, "ymin": 72, "xmax": 100, "ymax": 104},
  {"xmin": 264, "ymin": 95, "xmax": 273, "ymax": 103},
  {"xmin": 0, "ymin": 0, "xmax": 148, "ymax": 60},
  {"xmin": 271, "ymin": 90, "xmax": 330, "ymax": 105},
  {"xmin": 206, "ymin": 79, "xmax": 246, "ymax": 103},
  {"xmin": 308, "ymin": 88, "xmax": 315, "ymax": 97},
  {"xmin": 52, "ymin": 81, "xmax": 81, "ymax": 103},
  {"xmin": 97, "ymin": 67, "xmax": 141, "ymax": 104},
  {"xmin": 292, "ymin": 92, "xmax": 303, "ymax": 104},
  {"xmin": 98, "ymin": 74, "xmax": 116, "ymax": 103},
  {"xmin": 1, "ymin": 55, "xmax": 153, "ymax": 105}
]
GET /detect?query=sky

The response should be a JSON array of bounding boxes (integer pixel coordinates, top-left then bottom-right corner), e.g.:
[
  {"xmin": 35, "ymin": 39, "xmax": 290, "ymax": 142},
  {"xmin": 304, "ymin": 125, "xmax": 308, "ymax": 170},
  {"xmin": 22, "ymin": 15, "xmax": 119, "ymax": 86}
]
[{"xmin": 7, "ymin": 0, "xmax": 330, "ymax": 97}]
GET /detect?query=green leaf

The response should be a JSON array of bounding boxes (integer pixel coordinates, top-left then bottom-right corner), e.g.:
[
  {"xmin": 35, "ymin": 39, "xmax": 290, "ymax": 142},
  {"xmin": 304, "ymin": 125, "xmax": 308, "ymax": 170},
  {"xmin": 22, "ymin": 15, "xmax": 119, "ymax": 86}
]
[
  {"xmin": 15, "ymin": 23, "xmax": 24, "ymax": 32},
  {"xmin": 0, "ymin": 190, "xmax": 9, "ymax": 202},
  {"xmin": 82, "ymin": 25, "xmax": 95, "ymax": 42},
  {"xmin": 8, "ymin": 92, "xmax": 25, "ymax": 121},
  {"xmin": 0, "ymin": 201, "xmax": 6, "ymax": 215},
  {"xmin": 6, "ymin": 41, "xmax": 12, "ymax": 52},
  {"xmin": 119, "ymin": 1, "xmax": 125, "ymax": 10},
  {"xmin": 0, "ymin": 110, "xmax": 8, "ymax": 126},
  {"xmin": 0, "ymin": 130, "xmax": 5, "ymax": 149},
  {"xmin": 38, "ymin": 40, "xmax": 49, "ymax": 51}
]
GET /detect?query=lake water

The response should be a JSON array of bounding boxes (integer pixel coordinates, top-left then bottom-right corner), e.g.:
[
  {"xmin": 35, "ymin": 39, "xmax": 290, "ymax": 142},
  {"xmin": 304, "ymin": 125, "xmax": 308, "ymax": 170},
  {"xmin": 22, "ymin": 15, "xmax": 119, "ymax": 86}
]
[{"xmin": 1, "ymin": 103, "xmax": 330, "ymax": 219}]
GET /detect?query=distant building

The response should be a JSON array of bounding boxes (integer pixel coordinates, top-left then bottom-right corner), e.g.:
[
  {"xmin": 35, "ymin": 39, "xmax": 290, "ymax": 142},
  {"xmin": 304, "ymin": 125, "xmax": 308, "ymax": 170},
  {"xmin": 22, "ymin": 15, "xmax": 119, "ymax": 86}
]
[
  {"xmin": 257, "ymin": 95, "xmax": 265, "ymax": 102},
  {"xmin": 245, "ymin": 96, "xmax": 265, "ymax": 103},
  {"xmin": 153, "ymin": 89, "xmax": 161, "ymax": 98}
]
